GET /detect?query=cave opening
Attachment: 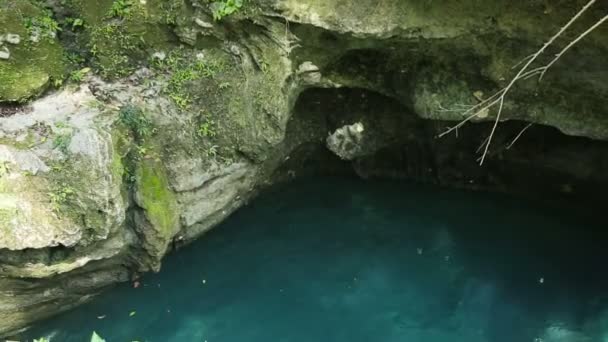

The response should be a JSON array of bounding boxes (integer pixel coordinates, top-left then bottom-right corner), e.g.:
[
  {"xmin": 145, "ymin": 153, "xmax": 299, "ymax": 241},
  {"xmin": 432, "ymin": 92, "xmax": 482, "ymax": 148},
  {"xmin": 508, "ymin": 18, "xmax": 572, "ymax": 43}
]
[{"xmin": 285, "ymin": 84, "xmax": 608, "ymax": 209}]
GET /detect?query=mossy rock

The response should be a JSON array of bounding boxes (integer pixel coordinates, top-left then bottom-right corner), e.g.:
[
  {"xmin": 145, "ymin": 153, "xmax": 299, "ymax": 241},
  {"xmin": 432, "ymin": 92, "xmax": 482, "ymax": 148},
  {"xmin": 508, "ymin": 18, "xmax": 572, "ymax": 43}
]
[
  {"xmin": 0, "ymin": 0, "xmax": 66, "ymax": 102},
  {"xmin": 67, "ymin": 0, "xmax": 184, "ymax": 79},
  {"xmin": 134, "ymin": 154, "xmax": 179, "ymax": 259}
]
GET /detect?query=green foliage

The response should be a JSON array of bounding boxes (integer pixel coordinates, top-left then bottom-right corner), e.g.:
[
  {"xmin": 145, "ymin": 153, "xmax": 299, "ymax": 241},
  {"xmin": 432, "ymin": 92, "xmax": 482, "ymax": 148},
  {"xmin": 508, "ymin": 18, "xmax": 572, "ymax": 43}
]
[
  {"xmin": 160, "ymin": 1, "xmax": 182, "ymax": 25},
  {"xmin": 204, "ymin": 144, "xmax": 219, "ymax": 159},
  {"xmin": 117, "ymin": 105, "xmax": 156, "ymax": 184},
  {"xmin": 24, "ymin": 9, "xmax": 61, "ymax": 41},
  {"xmin": 210, "ymin": 0, "xmax": 244, "ymax": 21},
  {"xmin": 53, "ymin": 132, "xmax": 72, "ymax": 153},
  {"xmin": 48, "ymin": 183, "xmax": 75, "ymax": 212},
  {"xmin": 197, "ymin": 118, "xmax": 217, "ymax": 138},
  {"xmin": 0, "ymin": 1, "xmax": 66, "ymax": 102},
  {"xmin": 89, "ymin": 23, "xmax": 142, "ymax": 78},
  {"xmin": 151, "ymin": 50, "xmax": 225, "ymax": 110},
  {"xmin": 118, "ymin": 105, "xmax": 154, "ymax": 140},
  {"xmin": 69, "ymin": 67, "xmax": 91, "ymax": 83},
  {"xmin": 108, "ymin": 0, "xmax": 134, "ymax": 18},
  {"xmin": 64, "ymin": 17, "xmax": 85, "ymax": 30}
]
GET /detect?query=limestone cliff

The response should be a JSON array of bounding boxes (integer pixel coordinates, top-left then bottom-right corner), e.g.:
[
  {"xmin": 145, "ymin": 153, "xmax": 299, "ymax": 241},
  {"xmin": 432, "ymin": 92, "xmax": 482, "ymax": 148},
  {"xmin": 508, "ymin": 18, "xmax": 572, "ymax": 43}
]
[{"xmin": 0, "ymin": 0, "xmax": 607, "ymax": 336}]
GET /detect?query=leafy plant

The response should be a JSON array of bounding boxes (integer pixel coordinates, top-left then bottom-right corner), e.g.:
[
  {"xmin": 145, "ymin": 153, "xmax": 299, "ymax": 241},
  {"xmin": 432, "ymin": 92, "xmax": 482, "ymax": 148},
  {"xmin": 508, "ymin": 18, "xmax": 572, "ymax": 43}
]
[
  {"xmin": 53, "ymin": 132, "xmax": 72, "ymax": 153},
  {"xmin": 210, "ymin": 0, "xmax": 244, "ymax": 21},
  {"xmin": 52, "ymin": 78, "xmax": 64, "ymax": 88},
  {"xmin": 160, "ymin": 0, "xmax": 182, "ymax": 24},
  {"xmin": 48, "ymin": 183, "xmax": 75, "ymax": 211},
  {"xmin": 89, "ymin": 23, "xmax": 142, "ymax": 78},
  {"xmin": 151, "ymin": 49, "xmax": 225, "ymax": 110},
  {"xmin": 118, "ymin": 105, "xmax": 154, "ymax": 140},
  {"xmin": 204, "ymin": 145, "xmax": 219, "ymax": 158},
  {"xmin": 70, "ymin": 67, "xmax": 91, "ymax": 82},
  {"xmin": 108, "ymin": 0, "xmax": 134, "ymax": 18},
  {"xmin": 64, "ymin": 17, "xmax": 85, "ymax": 30},
  {"xmin": 24, "ymin": 9, "xmax": 61, "ymax": 41},
  {"xmin": 197, "ymin": 119, "xmax": 216, "ymax": 138}
]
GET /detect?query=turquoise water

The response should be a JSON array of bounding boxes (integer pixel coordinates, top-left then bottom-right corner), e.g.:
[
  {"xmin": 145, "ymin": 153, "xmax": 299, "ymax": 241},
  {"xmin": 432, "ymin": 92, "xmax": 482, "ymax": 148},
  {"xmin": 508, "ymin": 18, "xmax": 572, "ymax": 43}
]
[{"xmin": 26, "ymin": 177, "xmax": 608, "ymax": 342}]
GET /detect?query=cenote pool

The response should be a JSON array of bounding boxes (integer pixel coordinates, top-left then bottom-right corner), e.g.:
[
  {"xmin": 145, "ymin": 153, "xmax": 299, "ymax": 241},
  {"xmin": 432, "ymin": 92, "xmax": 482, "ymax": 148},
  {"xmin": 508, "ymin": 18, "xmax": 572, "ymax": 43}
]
[{"xmin": 25, "ymin": 177, "xmax": 608, "ymax": 342}]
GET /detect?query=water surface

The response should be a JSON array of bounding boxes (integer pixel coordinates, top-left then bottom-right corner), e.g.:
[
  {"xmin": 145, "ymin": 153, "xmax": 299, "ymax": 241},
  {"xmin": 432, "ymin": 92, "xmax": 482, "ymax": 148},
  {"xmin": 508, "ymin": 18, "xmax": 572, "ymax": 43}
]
[{"xmin": 27, "ymin": 177, "xmax": 608, "ymax": 342}]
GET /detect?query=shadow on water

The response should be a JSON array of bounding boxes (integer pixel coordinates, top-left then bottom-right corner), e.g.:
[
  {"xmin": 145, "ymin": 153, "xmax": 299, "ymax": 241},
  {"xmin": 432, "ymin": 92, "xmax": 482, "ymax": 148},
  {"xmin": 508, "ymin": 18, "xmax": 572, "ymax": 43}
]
[{"xmin": 25, "ymin": 177, "xmax": 608, "ymax": 342}]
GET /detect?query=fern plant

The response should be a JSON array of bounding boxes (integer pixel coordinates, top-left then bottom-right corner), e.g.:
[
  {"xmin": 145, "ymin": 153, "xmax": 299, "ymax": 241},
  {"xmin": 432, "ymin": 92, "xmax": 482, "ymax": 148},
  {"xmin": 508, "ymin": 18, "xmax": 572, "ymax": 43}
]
[{"xmin": 210, "ymin": 0, "xmax": 244, "ymax": 21}]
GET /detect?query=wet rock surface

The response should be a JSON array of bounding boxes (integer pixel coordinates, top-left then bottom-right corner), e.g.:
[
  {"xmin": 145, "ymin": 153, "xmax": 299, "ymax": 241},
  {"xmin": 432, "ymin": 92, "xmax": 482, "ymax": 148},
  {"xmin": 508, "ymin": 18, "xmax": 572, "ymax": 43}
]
[{"xmin": 0, "ymin": 0, "xmax": 607, "ymax": 336}]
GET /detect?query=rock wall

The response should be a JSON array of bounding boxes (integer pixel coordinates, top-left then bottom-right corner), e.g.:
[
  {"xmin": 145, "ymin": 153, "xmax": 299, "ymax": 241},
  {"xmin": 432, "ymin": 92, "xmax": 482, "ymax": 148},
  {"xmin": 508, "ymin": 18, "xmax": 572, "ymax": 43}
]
[{"xmin": 0, "ymin": 0, "xmax": 606, "ymax": 336}]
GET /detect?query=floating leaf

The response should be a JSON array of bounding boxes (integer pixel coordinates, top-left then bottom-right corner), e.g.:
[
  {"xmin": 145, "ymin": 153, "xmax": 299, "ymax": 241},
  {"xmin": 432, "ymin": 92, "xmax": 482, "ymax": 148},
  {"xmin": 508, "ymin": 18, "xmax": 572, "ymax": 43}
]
[
  {"xmin": 129, "ymin": 311, "xmax": 137, "ymax": 317},
  {"xmin": 91, "ymin": 331, "xmax": 106, "ymax": 342}
]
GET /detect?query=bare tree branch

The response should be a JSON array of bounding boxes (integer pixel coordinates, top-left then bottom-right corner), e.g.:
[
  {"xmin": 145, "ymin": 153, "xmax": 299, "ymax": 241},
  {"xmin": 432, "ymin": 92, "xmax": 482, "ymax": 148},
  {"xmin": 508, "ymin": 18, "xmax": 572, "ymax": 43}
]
[{"xmin": 438, "ymin": 0, "xmax": 605, "ymax": 165}]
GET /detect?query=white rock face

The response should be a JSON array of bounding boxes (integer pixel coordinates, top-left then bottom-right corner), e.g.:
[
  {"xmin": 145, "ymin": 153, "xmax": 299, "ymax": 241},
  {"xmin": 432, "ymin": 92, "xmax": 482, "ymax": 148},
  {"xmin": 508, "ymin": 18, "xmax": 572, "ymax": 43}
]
[
  {"xmin": 0, "ymin": 46, "xmax": 9, "ymax": 60},
  {"xmin": 0, "ymin": 87, "xmax": 125, "ymax": 250},
  {"xmin": 326, "ymin": 122, "xmax": 365, "ymax": 160},
  {"xmin": 3, "ymin": 33, "xmax": 21, "ymax": 45}
]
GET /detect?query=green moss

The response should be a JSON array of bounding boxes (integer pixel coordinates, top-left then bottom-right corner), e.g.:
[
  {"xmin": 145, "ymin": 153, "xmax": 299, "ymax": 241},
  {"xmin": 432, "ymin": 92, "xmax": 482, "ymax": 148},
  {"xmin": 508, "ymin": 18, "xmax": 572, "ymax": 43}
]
[
  {"xmin": 65, "ymin": 0, "xmax": 114, "ymax": 26},
  {"xmin": 88, "ymin": 22, "xmax": 144, "ymax": 78},
  {"xmin": 0, "ymin": 0, "xmax": 66, "ymax": 102},
  {"xmin": 151, "ymin": 48, "xmax": 226, "ymax": 109},
  {"xmin": 0, "ymin": 131, "xmax": 39, "ymax": 150},
  {"xmin": 66, "ymin": 0, "xmax": 181, "ymax": 79},
  {"xmin": 110, "ymin": 141, "xmax": 125, "ymax": 182},
  {"xmin": 0, "ymin": 208, "xmax": 15, "ymax": 227},
  {"xmin": 135, "ymin": 158, "xmax": 178, "ymax": 239}
]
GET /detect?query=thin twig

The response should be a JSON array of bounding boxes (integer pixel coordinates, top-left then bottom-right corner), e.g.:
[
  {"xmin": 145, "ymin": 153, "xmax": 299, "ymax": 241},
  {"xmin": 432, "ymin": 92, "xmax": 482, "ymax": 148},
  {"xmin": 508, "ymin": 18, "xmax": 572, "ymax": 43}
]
[
  {"xmin": 506, "ymin": 123, "xmax": 534, "ymax": 149},
  {"xmin": 480, "ymin": 96, "xmax": 504, "ymax": 165},
  {"xmin": 512, "ymin": 53, "xmax": 536, "ymax": 70},
  {"xmin": 438, "ymin": 0, "xmax": 603, "ymax": 165},
  {"xmin": 539, "ymin": 13, "xmax": 608, "ymax": 81},
  {"xmin": 476, "ymin": 135, "xmax": 491, "ymax": 154},
  {"xmin": 437, "ymin": 93, "xmax": 504, "ymax": 138}
]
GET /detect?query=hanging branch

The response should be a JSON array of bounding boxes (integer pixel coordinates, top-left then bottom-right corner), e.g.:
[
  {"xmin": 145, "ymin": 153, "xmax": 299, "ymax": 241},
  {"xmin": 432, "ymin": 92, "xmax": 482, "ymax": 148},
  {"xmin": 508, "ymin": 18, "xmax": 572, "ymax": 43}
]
[
  {"xmin": 506, "ymin": 122, "xmax": 534, "ymax": 150},
  {"xmin": 438, "ymin": 0, "xmax": 606, "ymax": 165}
]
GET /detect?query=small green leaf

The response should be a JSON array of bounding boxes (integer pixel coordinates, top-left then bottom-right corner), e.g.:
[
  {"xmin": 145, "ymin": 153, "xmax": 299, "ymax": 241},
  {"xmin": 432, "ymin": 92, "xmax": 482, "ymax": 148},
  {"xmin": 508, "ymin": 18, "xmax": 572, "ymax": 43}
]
[{"xmin": 129, "ymin": 310, "xmax": 137, "ymax": 317}]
